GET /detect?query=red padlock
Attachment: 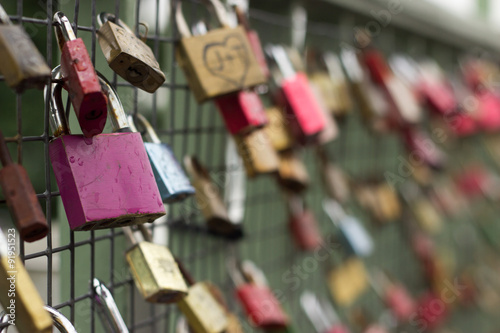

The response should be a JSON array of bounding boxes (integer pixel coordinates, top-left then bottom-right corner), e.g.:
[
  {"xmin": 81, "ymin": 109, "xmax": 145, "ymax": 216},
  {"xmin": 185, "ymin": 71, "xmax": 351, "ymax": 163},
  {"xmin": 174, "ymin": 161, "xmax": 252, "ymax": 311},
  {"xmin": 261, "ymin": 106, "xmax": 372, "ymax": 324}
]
[
  {"xmin": 235, "ymin": 6, "xmax": 269, "ymax": 79},
  {"xmin": 415, "ymin": 292, "xmax": 448, "ymax": 331},
  {"xmin": 269, "ymin": 45, "xmax": 326, "ymax": 145},
  {"xmin": 53, "ymin": 12, "xmax": 107, "ymax": 138},
  {"xmin": 454, "ymin": 165, "xmax": 491, "ymax": 199},
  {"xmin": 230, "ymin": 260, "xmax": 289, "ymax": 329},
  {"xmin": 214, "ymin": 90, "xmax": 268, "ymax": 135},
  {"xmin": 402, "ymin": 128, "xmax": 446, "ymax": 170},
  {"xmin": 288, "ymin": 195, "xmax": 323, "ymax": 251},
  {"xmin": 474, "ymin": 89, "xmax": 500, "ymax": 132}
]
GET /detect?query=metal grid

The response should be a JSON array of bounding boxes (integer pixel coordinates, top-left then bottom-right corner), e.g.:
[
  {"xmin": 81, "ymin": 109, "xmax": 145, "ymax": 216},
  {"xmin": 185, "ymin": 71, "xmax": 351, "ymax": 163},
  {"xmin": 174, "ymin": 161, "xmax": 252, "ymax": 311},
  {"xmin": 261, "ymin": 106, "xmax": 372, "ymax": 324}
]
[{"xmin": 1, "ymin": 0, "xmax": 500, "ymax": 332}]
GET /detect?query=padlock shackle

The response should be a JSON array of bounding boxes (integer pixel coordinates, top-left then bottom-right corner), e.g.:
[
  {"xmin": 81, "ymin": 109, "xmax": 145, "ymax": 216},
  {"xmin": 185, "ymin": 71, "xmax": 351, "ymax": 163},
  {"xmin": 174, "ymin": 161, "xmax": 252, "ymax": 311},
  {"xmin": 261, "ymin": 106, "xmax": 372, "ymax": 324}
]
[
  {"xmin": 241, "ymin": 260, "xmax": 268, "ymax": 287},
  {"xmin": 0, "ymin": 5, "xmax": 12, "ymax": 25},
  {"xmin": 138, "ymin": 224, "xmax": 153, "ymax": 242},
  {"xmin": 93, "ymin": 278, "xmax": 130, "ymax": 333},
  {"xmin": 47, "ymin": 66, "xmax": 71, "ymax": 137},
  {"xmin": 322, "ymin": 199, "xmax": 346, "ymax": 228},
  {"xmin": 0, "ymin": 311, "xmax": 10, "ymax": 332},
  {"xmin": 300, "ymin": 291, "xmax": 331, "ymax": 333},
  {"xmin": 53, "ymin": 12, "xmax": 77, "ymax": 51},
  {"xmin": 266, "ymin": 44, "xmax": 296, "ymax": 80},
  {"xmin": 183, "ymin": 156, "xmax": 211, "ymax": 180},
  {"xmin": 97, "ymin": 12, "xmax": 135, "ymax": 35},
  {"xmin": 174, "ymin": 0, "xmax": 231, "ymax": 39},
  {"xmin": 97, "ymin": 72, "xmax": 131, "ymax": 132},
  {"xmin": 44, "ymin": 305, "xmax": 78, "ymax": 333},
  {"xmin": 234, "ymin": 6, "xmax": 250, "ymax": 31},
  {"xmin": 127, "ymin": 114, "xmax": 162, "ymax": 144},
  {"xmin": 0, "ymin": 130, "xmax": 13, "ymax": 167},
  {"xmin": 122, "ymin": 227, "xmax": 139, "ymax": 246},
  {"xmin": 226, "ymin": 253, "xmax": 246, "ymax": 287}
]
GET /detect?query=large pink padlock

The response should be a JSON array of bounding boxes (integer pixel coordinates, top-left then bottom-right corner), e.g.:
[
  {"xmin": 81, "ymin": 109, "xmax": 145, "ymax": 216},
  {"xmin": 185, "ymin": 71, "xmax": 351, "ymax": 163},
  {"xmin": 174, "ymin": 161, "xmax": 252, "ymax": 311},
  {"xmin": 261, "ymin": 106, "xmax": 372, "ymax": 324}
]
[{"xmin": 47, "ymin": 66, "xmax": 165, "ymax": 231}]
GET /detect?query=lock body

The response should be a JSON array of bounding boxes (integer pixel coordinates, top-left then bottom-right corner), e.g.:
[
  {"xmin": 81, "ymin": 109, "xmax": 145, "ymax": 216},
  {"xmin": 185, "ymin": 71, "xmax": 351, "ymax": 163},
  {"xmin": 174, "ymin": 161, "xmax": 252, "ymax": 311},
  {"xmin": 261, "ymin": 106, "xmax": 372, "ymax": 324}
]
[
  {"xmin": 279, "ymin": 73, "xmax": 326, "ymax": 145},
  {"xmin": 178, "ymin": 282, "xmax": 229, "ymax": 333},
  {"xmin": 289, "ymin": 209, "xmax": 322, "ymax": 251},
  {"xmin": 419, "ymin": 81, "xmax": 456, "ymax": 116},
  {"xmin": 215, "ymin": 90, "xmax": 269, "ymax": 135},
  {"xmin": 264, "ymin": 107, "xmax": 294, "ymax": 152},
  {"xmin": 236, "ymin": 284, "xmax": 289, "ymax": 329},
  {"xmin": 475, "ymin": 90, "xmax": 500, "ymax": 132},
  {"xmin": 176, "ymin": 26, "xmax": 266, "ymax": 102},
  {"xmin": 328, "ymin": 258, "xmax": 368, "ymax": 306},
  {"xmin": 234, "ymin": 129, "xmax": 279, "ymax": 178},
  {"xmin": 98, "ymin": 21, "xmax": 165, "ymax": 93},
  {"xmin": 321, "ymin": 163, "xmax": 350, "ymax": 204},
  {"xmin": 60, "ymin": 38, "xmax": 108, "ymax": 137},
  {"xmin": 385, "ymin": 284, "xmax": 416, "ymax": 322},
  {"xmin": 144, "ymin": 142, "xmax": 195, "ymax": 203},
  {"xmin": 277, "ymin": 151, "xmax": 309, "ymax": 193},
  {"xmin": 0, "ymin": 25, "xmax": 50, "ymax": 91},
  {"xmin": 49, "ymin": 132, "xmax": 166, "ymax": 230},
  {"xmin": 126, "ymin": 241, "xmax": 188, "ymax": 303}
]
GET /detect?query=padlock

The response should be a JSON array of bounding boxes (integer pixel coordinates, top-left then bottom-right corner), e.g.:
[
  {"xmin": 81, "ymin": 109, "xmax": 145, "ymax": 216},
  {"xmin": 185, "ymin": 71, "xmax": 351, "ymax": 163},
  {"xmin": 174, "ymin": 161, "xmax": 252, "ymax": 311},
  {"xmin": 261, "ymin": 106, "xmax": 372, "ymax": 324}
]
[
  {"xmin": 234, "ymin": 6, "xmax": 269, "ymax": 79},
  {"xmin": 97, "ymin": 13, "xmax": 165, "ymax": 93},
  {"xmin": 368, "ymin": 270, "xmax": 416, "ymax": 323},
  {"xmin": 43, "ymin": 306, "xmax": 78, "ymax": 333},
  {"xmin": 176, "ymin": 259, "xmax": 229, "ymax": 333},
  {"xmin": 323, "ymin": 199, "xmax": 373, "ymax": 258},
  {"xmin": 123, "ymin": 225, "xmax": 188, "ymax": 303},
  {"xmin": 473, "ymin": 89, "xmax": 500, "ymax": 132},
  {"xmin": 0, "ymin": 5, "xmax": 50, "ymax": 92},
  {"xmin": 268, "ymin": 45, "xmax": 326, "ymax": 145},
  {"xmin": 174, "ymin": 0, "xmax": 266, "ymax": 102},
  {"xmin": 317, "ymin": 147, "xmax": 350, "ymax": 204},
  {"xmin": 228, "ymin": 259, "xmax": 289, "ymax": 329},
  {"xmin": 327, "ymin": 257, "xmax": 368, "ymax": 306},
  {"xmin": 233, "ymin": 129, "xmax": 279, "ymax": 178},
  {"xmin": 276, "ymin": 150, "xmax": 310, "ymax": 193},
  {"xmin": 415, "ymin": 292, "xmax": 448, "ymax": 331},
  {"xmin": 418, "ymin": 60, "xmax": 457, "ymax": 116},
  {"xmin": 214, "ymin": 90, "xmax": 269, "ymax": 135},
  {"xmin": 0, "ymin": 227, "xmax": 53, "ymax": 333},
  {"xmin": 0, "ymin": 130, "xmax": 48, "ymax": 242},
  {"xmin": 400, "ymin": 183, "xmax": 442, "ymax": 234},
  {"xmin": 93, "ymin": 278, "xmax": 129, "ymax": 333},
  {"xmin": 309, "ymin": 81, "xmax": 339, "ymax": 145},
  {"xmin": 128, "ymin": 113, "xmax": 195, "ymax": 203},
  {"xmin": 47, "ymin": 66, "xmax": 165, "ymax": 230},
  {"xmin": 374, "ymin": 183, "xmax": 401, "ymax": 223},
  {"xmin": 323, "ymin": 52, "xmax": 353, "ymax": 117},
  {"xmin": 402, "ymin": 128, "xmax": 446, "ymax": 170},
  {"xmin": 301, "ymin": 291, "xmax": 351, "ymax": 333},
  {"xmin": 288, "ymin": 195, "xmax": 323, "ymax": 251},
  {"xmin": 184, "ymin": 156, "xmax": 242, "ymax": 238},
  {"xmin": 53, "ymin": 12, "xmax": 108, "ymax": 138},
  {"xmin": 264, "ymin": 106, "xmax": 294, "ymax": 152}
]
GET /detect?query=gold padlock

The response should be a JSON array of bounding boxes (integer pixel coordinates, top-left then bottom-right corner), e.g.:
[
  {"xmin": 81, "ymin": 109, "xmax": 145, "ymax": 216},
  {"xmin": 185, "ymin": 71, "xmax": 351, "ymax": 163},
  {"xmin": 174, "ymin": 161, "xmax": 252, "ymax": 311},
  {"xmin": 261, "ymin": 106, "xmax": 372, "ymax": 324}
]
[
  {"xmin": 0, "ymin": 228, "xmax": 52, "ymax": 333},
  {"xmin": 97, "ymin": 13, "xmax": 165, "ymax": 93},
  {"xmin": 176, "ymin": 260, "xmax": 229, "ymax": 333},
  {"xmin": 327, "ymin": 257, "xmax": 368, "ymax": 306},
  {"xmin": 276, "ymin": 150, "xmax": 309, "ymax": 193},
  {"xmin": 174, "ymin": 0, "xmax": 266, "ymax": 102},
  {"xmin": 123, "ymin": 225, "xmax": 188, "ymax": 303},
  {"xmin": 0, "ymin": 5, "xmax": 50, "ymax": 91},
  {"xmin": 323, "ymin": 52, "xmax": 353, "ymax": 117},
  {"xmin": 264, "ymin": 106, "xmax": 294, "ymax": 152},
  {"xmin": 411, "ymin": 198, "xmax": 443, "ymax": 234},
  {"xmin": 233, "ymin": 129, "xmax": 279, "ymax": 178},
  {"xmin": 375, "ymin": 184, "xmax": 402, "ymax": 223}
]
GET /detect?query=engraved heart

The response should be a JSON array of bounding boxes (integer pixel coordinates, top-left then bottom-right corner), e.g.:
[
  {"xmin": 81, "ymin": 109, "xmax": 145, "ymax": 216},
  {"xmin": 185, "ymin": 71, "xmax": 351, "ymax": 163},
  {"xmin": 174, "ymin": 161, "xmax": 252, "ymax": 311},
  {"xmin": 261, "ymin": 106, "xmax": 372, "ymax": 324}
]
[{"xmin": 203, "ymin": 33, "xmax": 250, "ymax": 88}]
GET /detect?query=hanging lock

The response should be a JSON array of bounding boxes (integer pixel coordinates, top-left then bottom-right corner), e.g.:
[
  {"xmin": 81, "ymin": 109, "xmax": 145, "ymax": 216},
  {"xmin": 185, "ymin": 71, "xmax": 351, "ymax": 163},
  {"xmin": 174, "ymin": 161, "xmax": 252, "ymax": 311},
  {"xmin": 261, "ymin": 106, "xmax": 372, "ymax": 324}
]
[
  {"xmin": 228, "ymin": 259, "xmax": 289, "ymax": 329},
  {"xmin": 276, "ymin": 150, "xmax": 310, "ymax": 193},
  {"xmin": 53, "ymin": 12, "xmax": 108, "ymax": 137},
  {"xmin": 300, "ymin": 291, "xmax": 351, "ymax": 333},
  {"xmin": 233, "ymin": 128, "xmax": 279, "ymax": 178},
  {"xmin": 175, "ymin": 259, "xmax": 229, "ymax": 333},
  {"xmin": 0, "ymin": 130, "xmax": 48, "ymax": 242},
  {"xmin": 184, "ymin": 156, "xmax": 243, "ymax": 239},
  {"xmin": 327, "ymin": 257, "xmax": 369, "ymax": 307},
  {"xmin": 128, "ymin": 114, "xmax": 195, "ymax": 203},
  {"xmin": 268, "ymin": 44, "xmax": 326, "ymax": 145},
  {"xmin": 0, "ymin": 5, "xmax": 50, "ymax": 91},
  {"xmin": 288, "ymin": 195, "xmax": 323, "ymax": 251},
  {"xmin": 93, "ymin": 278, "xmax": 129, "ymax": 333},
  {"xmin": 174, "ymin": 0, "xmax": 266, "ymax": 102},
  {"xmin": 123, "ymin": 225, "xmax": 188, "ymax": 303},
  {"xmin": 47, "ymin": 66, "xmax": 165, "ymax": 230},
  {"xmin": 317, "ymin": 147, "xmax": 350, "ymax": 204},
  {"xmin": 264, "ymin": 106, "xmax": 294, "ymax": 152},
  {"xmin": 0, "ymin": 227, "xmax": 53, "ymax": 333},
  {"xmin": 323, "ymin": 52, "xmax": 353, "ymax": 117},
  {"xmin": 402, "ymin": 128, "xmax": 446, "ymax": 170},
  {"xmin": 97, "ymin": 13, "xmax": 165, "ymax": 93}
]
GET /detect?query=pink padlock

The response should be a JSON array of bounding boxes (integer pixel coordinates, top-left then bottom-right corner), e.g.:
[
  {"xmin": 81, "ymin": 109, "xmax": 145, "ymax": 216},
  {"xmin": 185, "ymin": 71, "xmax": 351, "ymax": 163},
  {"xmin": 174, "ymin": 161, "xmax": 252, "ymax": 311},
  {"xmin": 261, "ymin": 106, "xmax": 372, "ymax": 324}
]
[
  {"xmin": 385, "ymin": 284, "xmax": 416, "ymax": 322},
  {"xmin": 474, "ymin": 90, "xmax": 500, "ymax": 132},
  {"xmin": 402, "ymin": 128, "xmax": 446, "ymax": 170},
  {"xmin": 48, "ymin": 66, "xmax": 165, "ymax": 231}
]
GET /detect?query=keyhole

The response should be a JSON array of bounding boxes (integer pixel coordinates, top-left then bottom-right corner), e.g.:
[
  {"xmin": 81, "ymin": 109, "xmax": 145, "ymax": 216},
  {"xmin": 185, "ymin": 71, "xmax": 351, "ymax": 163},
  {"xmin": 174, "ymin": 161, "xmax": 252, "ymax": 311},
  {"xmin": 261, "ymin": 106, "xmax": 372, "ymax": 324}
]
[{"xmin": 85, "ymin": 109, "xmax": 104, "ymax": 120}]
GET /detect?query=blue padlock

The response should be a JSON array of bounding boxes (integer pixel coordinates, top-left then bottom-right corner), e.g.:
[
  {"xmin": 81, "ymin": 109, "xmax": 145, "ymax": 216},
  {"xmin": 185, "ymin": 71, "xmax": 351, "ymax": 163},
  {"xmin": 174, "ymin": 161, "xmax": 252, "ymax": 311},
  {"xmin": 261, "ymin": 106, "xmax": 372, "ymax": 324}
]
[{"xmin": 128, "ymin": 114, "xmax": 195, "ymax": 203}]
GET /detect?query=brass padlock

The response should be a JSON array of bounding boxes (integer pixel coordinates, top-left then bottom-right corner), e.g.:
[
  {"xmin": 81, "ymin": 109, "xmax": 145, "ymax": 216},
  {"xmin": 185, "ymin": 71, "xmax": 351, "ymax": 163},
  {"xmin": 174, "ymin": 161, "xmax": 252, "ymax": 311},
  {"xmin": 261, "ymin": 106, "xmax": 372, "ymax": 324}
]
[
  {"xmin": 264, "ymin": 106, "xmax": 294, "ymax": 152},
  {"xmin": 276, "ymin": 150, "xmax": 309, "ymax": 193},
  {"xmin": 317, "ymin": 147, "xmax": 350, "ymax": 203},
  {"xmin": 374, "ymin": 183, "xmax": 401, "ymax": 223},
  {"xmin": 176, "ymin": 260, "xmax": 229, "ymax": 333},
  {"xmin": 0, "ymin": 5, "xmax": 50, "ymax": 91},
  {"xmin": 123, "ymin": 225, "xmax": 188, "ymax": 303},
  {"xmin": 97, "ymin": 13, "xmax": 165, "ymax": 93},
  {"xmin": 327, "ymin": 257, "xmax": 368, "ymax": 306},
  {"xmin": 174, "ymin": 0, "xmax": 266, "ymax": 102},
  {"xmin": 233, "ymin": 129, "xmax": 279, "ymax": 178},
  {"xmin": 0, "ymin": 227, "xmax": 53, "ymax": 333}
]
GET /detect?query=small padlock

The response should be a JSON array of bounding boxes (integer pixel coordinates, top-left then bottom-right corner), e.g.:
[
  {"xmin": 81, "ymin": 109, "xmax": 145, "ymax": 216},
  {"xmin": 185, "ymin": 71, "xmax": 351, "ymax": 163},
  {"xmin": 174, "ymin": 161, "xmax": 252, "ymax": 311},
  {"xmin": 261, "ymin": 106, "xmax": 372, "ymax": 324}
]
[
  {"xmin": 0, "ymin": 5, "xmax": 50, "ymax": 92},
  {"xmin": 233, "ymin": 129, "xmax": 280, "ymax": 178},
  {"xmin": 97, "ymin": 13, "xmax": 165, "ymax": 93},
  {"xmin": 264, "ymin": 106, "xmax": 294, "ymax": 152},
  {"xmin": 323, "ymin": 52, "xmax": 353, "ymax": 117},
  {"xmin": 317, "ymin": 147, "xmax": 350, "ymax": 204},
  {"xmin": 402, "ymin": 128, "xmax": 446, "ymax": 170},
  {"xmin": 93, "ymin": 278, "xmax": 129, "ymax": 333},
  {"xmin": 288, "ymin": 195, "xmax": 323, "ymax": 251},
  {"xmin": 53, "ymin": 12, "xmax": 108, "ymax": 138},
  {"xmin": 308, "ymin": 81, "xmax": 339, "ymax": 145},
  {"xmin": 228, "ymin": 259, "xmax": 289, "ymax": 329},
  {"xmin": 276, "ymin": 150, "xmax": 310, "ymax": 193},
  {"xmin": 301, "ymin": 291, "xmax": 351, "ymax": 333},
  {"xmin": 0, "ymin": 130, "xmax": 48, "ymax": 242},
  {"xmin": 0, "ymin": 227, "xmax": 53, "ymax": 333},
  {"xmin": 400, "ymin": 183, "xmax": 442, "ymax": 234},
  {"xmin": 184, "ymin": 156, "xmax": 242, "ymax": 238},
  {"xmin": 123, "ymin": 225, "xmax": 188, "ymax": 303},
  {"xmin": 268, "ymin": 44, "xmax": 326, "ymax": 145},
  {"xmin": 47, "ymin": 66, "xmax": 165, "ymax": 230},
  {"xmin": 128, "ymin": 113, "xmax": 195, "ymax": 203},
  {"xmin": 374, "ymin": 183, "xmax": 401, "ymax": 223},
  {"xmin": 473, "ymin": 89, "xmax": 500, "ymax": 132},
  {"xmin": 418, "ymin": 60, "xmax": 457, "ymax": 116},
  {"xmin": 176, "ymin": 259, "xmax": 229, "ymax": 333},
  {"xmin": 214, "ymin": 90, "xmax": 269, "ymax": 135},
  {"xmin": 415, "ymin": 292, "xmax": 448, "ymax": 331},
  {"xmin": 327, "ymin": 257, "xmax": 368, "ymax": 306},
  {"xmin": 174, "ymin": 0, "xmax": 266, "ymax": 102}
]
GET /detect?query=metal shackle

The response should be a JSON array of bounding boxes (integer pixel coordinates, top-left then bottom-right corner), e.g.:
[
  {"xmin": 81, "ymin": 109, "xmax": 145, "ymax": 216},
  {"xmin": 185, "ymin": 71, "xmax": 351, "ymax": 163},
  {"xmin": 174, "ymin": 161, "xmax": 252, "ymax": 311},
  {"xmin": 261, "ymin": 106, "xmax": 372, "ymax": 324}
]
[
  {"xmin": 0, "ymin": 306, "xmax": 78, "ymax": 333},
  {"xmin": 53, "ymin": 12, "xmax": 77, "ymax": 51},
  {"xmin": 127, "ymin": 113, "xmax": 162, "ymax": 144},
  {"xmin": 93, "ymin": 278, "xmax": 129, "ymax": 333},
  {"xmin": 97, "ymin": 12, "xmax": 135, "ymax": 35},
  {"xmin": 174, "ymin": 0, "xmax": 231, "ymax": 38}
]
